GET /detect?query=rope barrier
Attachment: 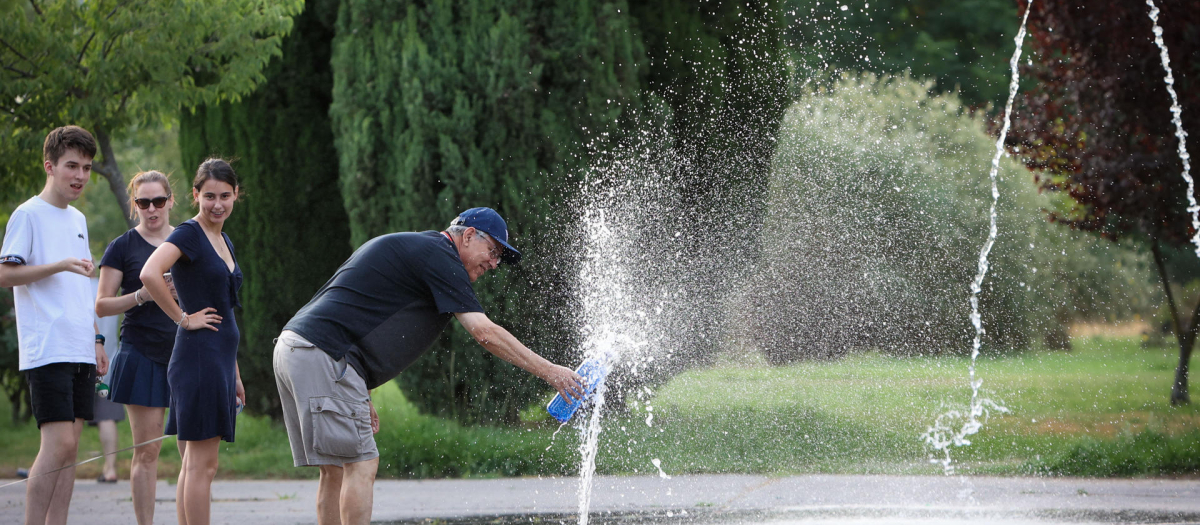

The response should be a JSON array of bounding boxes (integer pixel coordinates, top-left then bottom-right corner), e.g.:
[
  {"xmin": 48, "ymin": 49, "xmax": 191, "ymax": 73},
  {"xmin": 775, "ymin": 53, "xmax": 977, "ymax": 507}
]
[{"xmin": 0, "ymin": 434, "xmax": 174, "ymax": 491}]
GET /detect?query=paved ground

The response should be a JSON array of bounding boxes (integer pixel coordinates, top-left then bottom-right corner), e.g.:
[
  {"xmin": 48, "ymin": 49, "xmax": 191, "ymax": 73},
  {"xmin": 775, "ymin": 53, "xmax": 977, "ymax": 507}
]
[{"xmin": 1, "ymin": 474, "xmax": 1198, "ymax": 524}]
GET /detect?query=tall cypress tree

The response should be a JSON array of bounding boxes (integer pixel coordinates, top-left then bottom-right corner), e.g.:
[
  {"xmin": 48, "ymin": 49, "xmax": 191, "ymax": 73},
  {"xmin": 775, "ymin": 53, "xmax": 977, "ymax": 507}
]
[
  {"xmin": 179, "ymin": 0, "xmax": 351, "ymax": 415},
  {"xmin": 331, "ymin": 0, "xmax": 647, "ymax": 424}
]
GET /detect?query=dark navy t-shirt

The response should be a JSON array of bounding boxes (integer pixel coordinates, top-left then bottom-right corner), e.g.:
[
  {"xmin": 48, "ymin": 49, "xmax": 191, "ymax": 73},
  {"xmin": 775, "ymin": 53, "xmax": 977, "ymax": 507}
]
[
  {"xmin": 284, "ymin": 231, "xmax": 484, "ymax": 389},
  {"xmin": 99, "ymin": 229, "xmax": 178, "ymax": 364}
]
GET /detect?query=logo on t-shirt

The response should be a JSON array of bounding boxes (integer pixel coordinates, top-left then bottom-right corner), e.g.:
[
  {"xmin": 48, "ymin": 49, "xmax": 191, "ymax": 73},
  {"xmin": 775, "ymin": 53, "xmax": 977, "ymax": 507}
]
[{"xmin": 77, "ymin": 233, "xmax": 84, "ymax": 239}]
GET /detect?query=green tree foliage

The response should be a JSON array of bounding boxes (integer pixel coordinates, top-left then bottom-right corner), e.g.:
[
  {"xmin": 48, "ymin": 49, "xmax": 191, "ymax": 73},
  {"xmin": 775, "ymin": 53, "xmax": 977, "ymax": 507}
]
[
  {"xmin": 744, "ymin": 74, "xmax": 1156, "ymax": 362},
  {"xmin": 178, "ymin": 0, "xmax": 351, "ymax": 416},
  {"xmin": 785, "ymin": 0, "xmax": 1019, "ymax": 108},
  {"xmin": 0, "ymin": 0, "xmax": 302, "ymax": 218},
  {"xmin": 330, "ymin": 0, "xmax": 646, "ymax": 424}
]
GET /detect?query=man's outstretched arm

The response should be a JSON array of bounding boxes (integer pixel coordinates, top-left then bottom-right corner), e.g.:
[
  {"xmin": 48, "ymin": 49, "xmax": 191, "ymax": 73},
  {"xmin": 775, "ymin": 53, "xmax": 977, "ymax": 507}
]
[
  {"xmin": 0, "ymin": 258, "xmax": 93, "ymax": 288},
  {"xmin": 455, "ymin": 311, "xmax": 586, "ymax": 401}
]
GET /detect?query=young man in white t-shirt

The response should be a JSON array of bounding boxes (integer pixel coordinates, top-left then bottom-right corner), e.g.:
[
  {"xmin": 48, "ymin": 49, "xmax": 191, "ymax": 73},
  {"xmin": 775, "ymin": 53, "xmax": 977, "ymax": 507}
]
[{"xmin": 0, "ymin": 125, "xmax": 110, "ymax": 525}]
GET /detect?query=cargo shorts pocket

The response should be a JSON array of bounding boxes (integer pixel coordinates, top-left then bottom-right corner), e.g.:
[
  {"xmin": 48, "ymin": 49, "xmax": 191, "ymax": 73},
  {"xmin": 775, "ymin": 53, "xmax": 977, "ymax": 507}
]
[{"xmin": 309, "ymin": 396, "xmax": 371, "ymax": 457}]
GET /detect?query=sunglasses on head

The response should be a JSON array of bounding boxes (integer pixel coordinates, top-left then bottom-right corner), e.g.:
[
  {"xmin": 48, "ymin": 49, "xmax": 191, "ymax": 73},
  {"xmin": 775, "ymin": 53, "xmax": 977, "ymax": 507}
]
[{"xmin": 134, "ymin": 196, "xmax": 171, "ymax": 210}]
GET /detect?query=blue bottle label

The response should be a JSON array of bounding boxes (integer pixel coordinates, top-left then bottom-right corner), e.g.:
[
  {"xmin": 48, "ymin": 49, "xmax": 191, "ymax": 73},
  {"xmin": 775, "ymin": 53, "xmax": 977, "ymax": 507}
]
[{"xmin": 546, "ymin": 358, "xmax": 609, "ymax": 423}]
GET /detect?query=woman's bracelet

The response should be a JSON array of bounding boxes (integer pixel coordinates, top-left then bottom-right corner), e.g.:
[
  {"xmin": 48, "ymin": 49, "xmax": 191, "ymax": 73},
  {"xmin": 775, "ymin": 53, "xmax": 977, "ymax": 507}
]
[
  {"xmin": 134, "ymin": 288, "xmax": 146, "ymax": 306},
  {"xmin": 176, "ymin": 312, "xmax": 190, "ymax": 330}
]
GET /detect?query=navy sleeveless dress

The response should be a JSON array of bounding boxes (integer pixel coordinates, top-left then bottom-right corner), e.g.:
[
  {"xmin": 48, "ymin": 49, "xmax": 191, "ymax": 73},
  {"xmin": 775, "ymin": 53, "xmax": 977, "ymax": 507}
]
[{"xmin": 164, "ymin": 220, "xmax": 243, "ymax": 442}]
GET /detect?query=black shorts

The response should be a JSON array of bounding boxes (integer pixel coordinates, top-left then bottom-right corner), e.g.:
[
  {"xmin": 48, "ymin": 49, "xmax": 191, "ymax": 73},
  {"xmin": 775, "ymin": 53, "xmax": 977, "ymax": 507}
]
[{"xmin": 26, "ymin": 362, "xmax": 96, "ymax": 428}]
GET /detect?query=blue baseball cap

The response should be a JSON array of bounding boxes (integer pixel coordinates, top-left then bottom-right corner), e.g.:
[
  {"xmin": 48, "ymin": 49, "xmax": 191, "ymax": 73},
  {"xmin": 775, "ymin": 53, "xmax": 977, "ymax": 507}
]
[{"xmin": 452, "ymin": 207, "xmax": 522, "ymax": 265}]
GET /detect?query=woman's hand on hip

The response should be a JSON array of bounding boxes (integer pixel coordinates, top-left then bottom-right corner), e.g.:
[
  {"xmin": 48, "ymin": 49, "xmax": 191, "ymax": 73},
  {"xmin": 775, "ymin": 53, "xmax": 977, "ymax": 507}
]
[{"xmin": 187, "ymin": 307, "xmax": 222, "ymax": 331}]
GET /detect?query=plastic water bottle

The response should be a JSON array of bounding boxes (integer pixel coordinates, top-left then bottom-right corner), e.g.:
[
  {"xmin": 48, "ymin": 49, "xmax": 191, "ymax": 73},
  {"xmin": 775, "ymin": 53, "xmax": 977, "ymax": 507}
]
[{"xmin": 546, "ymin": 358, "xmax": 609, "ymax": 423}]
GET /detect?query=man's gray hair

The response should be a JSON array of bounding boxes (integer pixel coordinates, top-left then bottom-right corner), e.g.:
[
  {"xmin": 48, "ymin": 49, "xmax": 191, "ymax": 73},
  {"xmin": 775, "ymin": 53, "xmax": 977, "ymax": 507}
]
[{"xmin": 448, "ymin": 224, "xmax": 491, "ymax": 241}]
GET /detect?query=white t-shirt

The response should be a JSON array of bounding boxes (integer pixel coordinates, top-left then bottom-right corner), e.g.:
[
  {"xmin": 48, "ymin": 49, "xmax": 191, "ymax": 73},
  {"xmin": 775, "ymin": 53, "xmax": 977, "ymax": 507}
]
[{"xmin": 1, "ymin": 196, "xmax": 95, "ymax": 370}]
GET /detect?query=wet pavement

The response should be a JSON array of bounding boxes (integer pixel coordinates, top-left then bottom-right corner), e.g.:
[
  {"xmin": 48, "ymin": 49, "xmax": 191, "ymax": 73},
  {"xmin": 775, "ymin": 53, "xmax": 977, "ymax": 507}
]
[{"xmin": 1, "ymin": 474, "xmax": 1198, "ymax": 524}]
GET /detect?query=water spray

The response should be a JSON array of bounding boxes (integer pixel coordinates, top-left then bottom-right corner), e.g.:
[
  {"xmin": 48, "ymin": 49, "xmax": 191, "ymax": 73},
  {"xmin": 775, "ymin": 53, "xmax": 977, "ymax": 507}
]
[
  {"xmin": 1146, "ymin": 0, "xmax": 1198, "ymax": 257},
  {"xmin": 545, "ymin": 354, "xmax": 613, "ymax": 525},
  {"xmin": 921, "ymin": 0, "xmax": 1032, "ymax": 474}
]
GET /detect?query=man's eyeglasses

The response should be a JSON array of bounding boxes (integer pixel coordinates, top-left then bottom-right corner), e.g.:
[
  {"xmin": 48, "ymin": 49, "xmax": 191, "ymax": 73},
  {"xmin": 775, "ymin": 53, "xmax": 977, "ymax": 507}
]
[
  {"xmin": 477, "ymin": 232, "xmax": 504, "ymax": 261},
  {"xmin": 134, "ymin": 196, "xmax": 170, "ymax": 210}
]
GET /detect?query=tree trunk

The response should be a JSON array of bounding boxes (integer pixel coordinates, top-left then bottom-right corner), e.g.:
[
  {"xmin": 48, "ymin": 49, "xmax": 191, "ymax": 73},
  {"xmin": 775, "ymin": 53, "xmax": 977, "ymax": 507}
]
[
  {"xmin": 92, "ymin": 127, "xmax": 136, "ymax": 228},
  {"xmin": 1172, "ymin": 295, "xmax": 1200, "ymax": 405},
  {"xmin": 1151, "ymin": 240, "xmax": 1194, "ymax": 405},
  {"xmin": 1173, "ymin": 347, "xmax": 1193, "ymax": 405}
]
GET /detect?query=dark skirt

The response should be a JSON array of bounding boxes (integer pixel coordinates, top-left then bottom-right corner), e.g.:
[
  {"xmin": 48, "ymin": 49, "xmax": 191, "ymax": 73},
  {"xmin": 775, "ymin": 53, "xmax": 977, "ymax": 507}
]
[{"xmin": 108, "ymin": 342, "xmax": 171, "ymax": 408}]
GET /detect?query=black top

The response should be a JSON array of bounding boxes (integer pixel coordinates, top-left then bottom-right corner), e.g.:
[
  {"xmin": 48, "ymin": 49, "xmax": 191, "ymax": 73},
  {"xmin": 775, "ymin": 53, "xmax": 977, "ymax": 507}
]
[
  {"xmin": 99, "ymin": 229, "xmax": 178, "ymax": 364},
  {"xmin": 284, "ymin": 231, "xmax": 484, "ymax": 389}
]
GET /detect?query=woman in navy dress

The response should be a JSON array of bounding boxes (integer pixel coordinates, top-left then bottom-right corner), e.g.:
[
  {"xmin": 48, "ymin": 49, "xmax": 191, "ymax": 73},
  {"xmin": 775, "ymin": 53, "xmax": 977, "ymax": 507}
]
[
  {"xmin": 96, "ymin": 170, "xmax": 184, "ymax": 525},
  {"xmin": 141, "ymin": 158, "xmax": 243, "ymax": 525}
]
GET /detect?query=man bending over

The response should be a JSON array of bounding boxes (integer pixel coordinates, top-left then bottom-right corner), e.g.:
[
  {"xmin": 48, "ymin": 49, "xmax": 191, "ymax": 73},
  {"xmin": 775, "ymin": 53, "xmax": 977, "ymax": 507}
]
[{"xmin": 273, "ymin": 207, "xmax": 584, "ymax": 525}]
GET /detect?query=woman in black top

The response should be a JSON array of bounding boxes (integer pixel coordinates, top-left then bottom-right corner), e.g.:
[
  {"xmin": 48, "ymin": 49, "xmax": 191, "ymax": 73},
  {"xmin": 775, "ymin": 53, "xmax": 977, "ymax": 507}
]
[{"xmin": 96, "ymin": 170, "xmax": 184, "ymax": 525}]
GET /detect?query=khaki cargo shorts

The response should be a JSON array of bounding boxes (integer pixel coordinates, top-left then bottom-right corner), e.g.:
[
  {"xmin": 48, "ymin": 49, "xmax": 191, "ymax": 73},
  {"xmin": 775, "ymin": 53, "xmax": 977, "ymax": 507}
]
[{"xmin": 273, "ymin": 331, "xmax": 378, "ymax": 466}]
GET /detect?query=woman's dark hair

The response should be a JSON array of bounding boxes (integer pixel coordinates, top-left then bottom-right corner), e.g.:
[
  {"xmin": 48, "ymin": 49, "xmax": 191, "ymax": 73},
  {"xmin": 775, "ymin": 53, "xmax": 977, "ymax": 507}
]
[
  {"xmin": 193, "ymin": 158, "xmax": 239, "ymax": 192},
  {"xmin": 191, "ymin": 158, "xmax": 239, "ymax": 208}
]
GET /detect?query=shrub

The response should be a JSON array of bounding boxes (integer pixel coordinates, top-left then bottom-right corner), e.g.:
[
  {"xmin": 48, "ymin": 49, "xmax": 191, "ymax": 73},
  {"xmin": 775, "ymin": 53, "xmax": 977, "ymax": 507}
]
[
  {"xmin": 742, "ymin": 74, "xmax": 1154, "ymax": 363},
  {"xmin": 0, "ymin": 288, "xmax": 29, "ymax": 424}
]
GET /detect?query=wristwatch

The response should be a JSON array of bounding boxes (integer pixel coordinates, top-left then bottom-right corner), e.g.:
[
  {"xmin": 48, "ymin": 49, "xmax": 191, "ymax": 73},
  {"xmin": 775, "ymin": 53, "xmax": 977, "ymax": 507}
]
[{"xmin": 95, "ymin": 334, "xmax": 105, "ymax": 345}]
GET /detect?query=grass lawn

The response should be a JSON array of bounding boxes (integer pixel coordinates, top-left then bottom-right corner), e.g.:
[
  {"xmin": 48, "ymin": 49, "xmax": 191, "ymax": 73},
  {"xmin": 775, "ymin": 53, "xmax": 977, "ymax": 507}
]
[
  {"xmin": 600, "ymin": 336, "xmax": 1200, "ymax": 476},
  {"xmin": 1, "ymin": 335, "xmax": 1197, "ymax": 480}
]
